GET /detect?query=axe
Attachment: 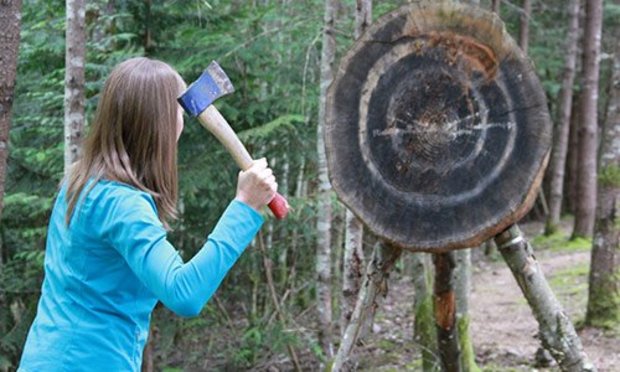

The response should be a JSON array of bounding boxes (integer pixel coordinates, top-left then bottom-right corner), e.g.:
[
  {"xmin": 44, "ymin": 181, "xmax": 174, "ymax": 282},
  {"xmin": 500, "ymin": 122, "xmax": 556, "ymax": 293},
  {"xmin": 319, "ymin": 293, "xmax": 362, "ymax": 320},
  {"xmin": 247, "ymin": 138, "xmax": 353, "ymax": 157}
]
[{"xmin": 178, "ymin": 61, "xmax": 289, "ymax": 219}]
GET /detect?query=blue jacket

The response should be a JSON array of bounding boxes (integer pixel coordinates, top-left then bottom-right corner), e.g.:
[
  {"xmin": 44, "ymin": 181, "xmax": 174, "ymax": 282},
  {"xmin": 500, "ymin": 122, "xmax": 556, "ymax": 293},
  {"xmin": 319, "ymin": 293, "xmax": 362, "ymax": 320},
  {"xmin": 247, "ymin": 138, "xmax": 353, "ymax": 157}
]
[{"xmin": 19, "ymin": 179, "xmax": 263, "ymax": 371}]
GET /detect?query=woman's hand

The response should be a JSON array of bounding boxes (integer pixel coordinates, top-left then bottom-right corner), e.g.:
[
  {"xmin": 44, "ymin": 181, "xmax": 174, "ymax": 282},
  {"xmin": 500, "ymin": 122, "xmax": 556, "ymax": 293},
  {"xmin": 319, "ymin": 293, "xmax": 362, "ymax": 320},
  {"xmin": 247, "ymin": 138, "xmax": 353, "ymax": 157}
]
[{"xmin": 235, "ymin": 158, "xmax": 278, "ymax": 212}]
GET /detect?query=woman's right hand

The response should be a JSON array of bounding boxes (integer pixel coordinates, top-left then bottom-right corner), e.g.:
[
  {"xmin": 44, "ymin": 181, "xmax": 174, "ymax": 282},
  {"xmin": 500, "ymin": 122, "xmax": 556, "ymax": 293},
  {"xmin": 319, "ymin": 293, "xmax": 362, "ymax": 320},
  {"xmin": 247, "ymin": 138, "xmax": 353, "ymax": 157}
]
[{"xmin": 235, "ymin": 158, "xmax": 278, "ymax": 212}]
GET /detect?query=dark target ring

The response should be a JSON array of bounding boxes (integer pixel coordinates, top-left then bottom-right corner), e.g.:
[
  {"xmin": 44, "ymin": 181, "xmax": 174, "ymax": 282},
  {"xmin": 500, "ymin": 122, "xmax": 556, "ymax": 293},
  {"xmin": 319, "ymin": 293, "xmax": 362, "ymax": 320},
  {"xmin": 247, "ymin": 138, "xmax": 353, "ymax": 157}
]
[{"xmin": 325, "ymin": 2, "xmax": 551, "ymax": 252}]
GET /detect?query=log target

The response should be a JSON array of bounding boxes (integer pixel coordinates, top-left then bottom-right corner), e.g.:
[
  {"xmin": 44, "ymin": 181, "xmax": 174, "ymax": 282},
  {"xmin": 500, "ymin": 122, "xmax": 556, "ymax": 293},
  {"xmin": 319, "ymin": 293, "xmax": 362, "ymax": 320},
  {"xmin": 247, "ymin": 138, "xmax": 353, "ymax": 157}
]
[{"xmin": 325, "ymin": 1, "xmax": 551, "ymax": 252}]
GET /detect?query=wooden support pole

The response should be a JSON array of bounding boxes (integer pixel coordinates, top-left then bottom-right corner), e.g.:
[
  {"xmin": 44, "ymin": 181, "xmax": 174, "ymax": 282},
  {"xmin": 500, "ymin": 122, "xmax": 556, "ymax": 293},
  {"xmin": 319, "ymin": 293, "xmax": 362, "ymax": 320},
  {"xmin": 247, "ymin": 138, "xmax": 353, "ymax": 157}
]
[
  {"xmin": 433, "ymin": 252, "xmax": 461, "ymax": 372},
  {"xmin": 494, "ymin": 225, "xmax": 595, "ymax": 372},
  {"xmin": 412, "ymin": 253, "xmax": 438, "ymax": 371},
  {"xmin": 332, "ymin": 243, "xmax": 402, "ymax": 372}
]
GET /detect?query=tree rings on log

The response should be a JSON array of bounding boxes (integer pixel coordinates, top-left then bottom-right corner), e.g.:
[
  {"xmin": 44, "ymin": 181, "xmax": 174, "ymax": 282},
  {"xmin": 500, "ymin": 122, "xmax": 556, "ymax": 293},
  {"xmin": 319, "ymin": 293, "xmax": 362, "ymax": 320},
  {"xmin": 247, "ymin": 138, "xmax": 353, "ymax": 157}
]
[{"xmin": 325, "ymin": 1, "xmax": 551, "ymax": 252}]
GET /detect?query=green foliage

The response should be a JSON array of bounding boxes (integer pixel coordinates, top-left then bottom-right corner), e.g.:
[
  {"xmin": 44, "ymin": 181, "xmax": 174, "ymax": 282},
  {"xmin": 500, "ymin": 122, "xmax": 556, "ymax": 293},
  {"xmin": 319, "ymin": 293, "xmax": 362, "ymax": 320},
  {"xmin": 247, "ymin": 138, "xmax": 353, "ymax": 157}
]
[
  {"xmin": 3, "ymin": 0, "xmax": 617, "ymax": 370},
  {"xmin": 599, "ymin": 165, "xmax": 620, "ymax": 188},
  {"xmin": 237, "ymin": 114, "xmax": 306, "ymax": 141},
  {"xmin": 604, "ymin": 2, "xmax": 620, "ymax": 27},
  {"xmin": 2, "ymin": 193, "xmax": 53, "ymax": 228}
]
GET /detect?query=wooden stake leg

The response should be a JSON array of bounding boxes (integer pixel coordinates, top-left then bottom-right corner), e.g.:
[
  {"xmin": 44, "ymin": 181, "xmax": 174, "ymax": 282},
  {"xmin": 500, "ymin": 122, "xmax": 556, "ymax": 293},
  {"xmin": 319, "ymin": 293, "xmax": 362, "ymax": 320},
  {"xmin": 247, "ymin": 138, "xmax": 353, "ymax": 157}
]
[
  {"xmin": 332, "ymin": 243, "xmax": 402, "ymax": 372},
  {"xmin": 494, "ymin": 225, "xmax": 595, "ymax": 372},
  {"xmin": 433, "ymin": 252, "xmax": 461, "ymax": 372}
]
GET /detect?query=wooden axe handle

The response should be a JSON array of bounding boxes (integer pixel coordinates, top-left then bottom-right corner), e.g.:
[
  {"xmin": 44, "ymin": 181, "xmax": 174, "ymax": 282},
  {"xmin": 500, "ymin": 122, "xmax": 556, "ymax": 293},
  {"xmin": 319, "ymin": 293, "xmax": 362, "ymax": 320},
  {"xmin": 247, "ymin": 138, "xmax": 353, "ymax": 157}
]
[{"xmin": 198, "ymin": 105, "xmax": 289, "ymax": 219}]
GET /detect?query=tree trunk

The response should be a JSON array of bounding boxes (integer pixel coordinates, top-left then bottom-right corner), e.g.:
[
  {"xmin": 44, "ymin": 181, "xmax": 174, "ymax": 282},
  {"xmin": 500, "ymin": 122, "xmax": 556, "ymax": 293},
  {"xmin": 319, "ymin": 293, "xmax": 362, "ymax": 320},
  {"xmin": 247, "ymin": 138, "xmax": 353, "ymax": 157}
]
[
  {"xmin": 434, "ymin": 252, "xmax": 461, "ymax": 372},
  {"xmin": 585, "ymin": 47, "xmax": 620, "ymax": 328},
  {"xmin": 565, "ymin": 91, "xmax": 582, "ymax": 215},
  {"xmin": 518, "ymin": 0, "xmax": 531, "ymax": 54},
  {"xmin": 341, "ymin": 0, "xmax": 371, "ymax": 337},
  {"xmin": 332, "ymin": 243, "xmax": 401, "ymax": 372},
  {"xmin": 573, "ymin": 0, "xmax": 603, "ymax": 238},
  {"xmin": 491, "ymin": 0, "xmax": 500, "ymax": 14},
  {"xmin": 0, "ymin": 0, "xmax": 23, "ymax": 223},
  {"xmin": 144, "ymin": 0, "xmax": 154, "ymax": 55},
  {"xmin": 317, "ymin": 0, "xmax": 338, "ymax": 359},
  {"xmin": 64, "ymin": 0, "xmax": 86, "ymax": 174},
  {"xmin": 90, "ymin": 0, "xmax": 116, "ymax": 46},
  {"xmin": 546, "ymin": 0, "xmax": 581, "ymax": 234},
  {"xmin": 354, "ymin": 0, "xmax": 372, "ymax": 39},
  {"xmin": 0, "ymin": 0, "xmax": 22, "ymax": 346},
  {"xmin": 454, "ymin": 249, "xmax": 478, "ymax": 371},
  {"xmin": 495, "ymin": 225, "xmax": 595, "ymax": 371},
  {"xmin": 341, "ymin": 209, "xmax": 364, "ymax": 332},
  {"xmin": 411, "ymin": 253, "xmax": 438, "ymax": 371}
]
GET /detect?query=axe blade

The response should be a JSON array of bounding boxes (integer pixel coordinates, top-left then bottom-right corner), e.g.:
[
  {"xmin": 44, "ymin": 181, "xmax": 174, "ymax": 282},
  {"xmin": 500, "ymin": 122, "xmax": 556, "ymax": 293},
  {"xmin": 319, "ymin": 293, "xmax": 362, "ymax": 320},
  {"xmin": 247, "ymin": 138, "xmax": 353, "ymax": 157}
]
[{"xmin": 177, "ymin": 61, "xmax": 235, "ymax": 117}]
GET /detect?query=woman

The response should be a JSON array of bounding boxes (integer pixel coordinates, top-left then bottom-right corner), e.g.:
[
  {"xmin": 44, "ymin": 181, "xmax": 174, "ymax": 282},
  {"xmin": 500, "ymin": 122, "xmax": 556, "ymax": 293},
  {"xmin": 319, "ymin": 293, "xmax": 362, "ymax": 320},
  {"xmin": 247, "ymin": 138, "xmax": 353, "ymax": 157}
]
[{"xmin": 19, "ymin": 57, "xmax": 277, "ymax": 371}]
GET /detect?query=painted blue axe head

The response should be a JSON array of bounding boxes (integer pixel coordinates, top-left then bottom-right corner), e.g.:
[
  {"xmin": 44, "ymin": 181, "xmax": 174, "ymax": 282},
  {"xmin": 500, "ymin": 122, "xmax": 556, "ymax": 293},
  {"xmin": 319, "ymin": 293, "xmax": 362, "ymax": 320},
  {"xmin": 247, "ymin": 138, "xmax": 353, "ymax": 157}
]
[{"xmin": 177, "ymin": 61, "xmax": 235, "ymax": 117}]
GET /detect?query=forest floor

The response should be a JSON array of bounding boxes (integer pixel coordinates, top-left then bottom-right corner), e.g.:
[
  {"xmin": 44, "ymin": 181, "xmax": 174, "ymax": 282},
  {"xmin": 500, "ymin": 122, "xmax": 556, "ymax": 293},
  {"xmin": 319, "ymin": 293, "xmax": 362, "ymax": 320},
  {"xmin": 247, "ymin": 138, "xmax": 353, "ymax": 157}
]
[
  {"xmin": 352, "ymin": 220, "xmax": 620, "ymax": 371},
  {"xmin": 183, "ymin": 219, "xmax": 619, "ymax": 371}
]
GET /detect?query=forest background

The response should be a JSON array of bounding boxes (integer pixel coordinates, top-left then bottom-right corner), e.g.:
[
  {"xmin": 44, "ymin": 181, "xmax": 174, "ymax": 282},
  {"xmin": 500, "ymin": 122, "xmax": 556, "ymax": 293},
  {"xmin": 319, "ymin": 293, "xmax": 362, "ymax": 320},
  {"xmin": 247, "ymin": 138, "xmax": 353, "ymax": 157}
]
[{"xmin": 1, "ymin": 0, "xmax": 619, "ymax": 371}]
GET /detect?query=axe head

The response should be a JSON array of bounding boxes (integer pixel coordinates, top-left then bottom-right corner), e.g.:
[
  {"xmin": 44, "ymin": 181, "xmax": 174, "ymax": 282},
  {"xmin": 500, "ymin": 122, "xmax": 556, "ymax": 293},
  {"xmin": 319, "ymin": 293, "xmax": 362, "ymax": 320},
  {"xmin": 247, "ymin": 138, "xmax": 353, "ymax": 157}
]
[{"xmin": 177, "ymin": 61, "xmax": 235, "ymax": 117}]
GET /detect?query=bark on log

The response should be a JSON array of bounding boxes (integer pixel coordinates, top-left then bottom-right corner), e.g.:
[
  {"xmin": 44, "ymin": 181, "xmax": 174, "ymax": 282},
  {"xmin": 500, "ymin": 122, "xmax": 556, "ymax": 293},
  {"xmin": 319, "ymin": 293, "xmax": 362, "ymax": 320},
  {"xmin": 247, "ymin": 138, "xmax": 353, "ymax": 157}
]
[
  {"xmin": 326, "ymin": 1, "xmax": 551, "ymax": 251},
  {"xmin": 494, "ymin": 225, "xmax": 595, "ymax": 371},
  {"xmin": 332, "ymin": 243, "xmax": 402, "ymax": 371},
  {"xmin": 433, "ymin": 252, "xmax": 461, "ymax": 372}
]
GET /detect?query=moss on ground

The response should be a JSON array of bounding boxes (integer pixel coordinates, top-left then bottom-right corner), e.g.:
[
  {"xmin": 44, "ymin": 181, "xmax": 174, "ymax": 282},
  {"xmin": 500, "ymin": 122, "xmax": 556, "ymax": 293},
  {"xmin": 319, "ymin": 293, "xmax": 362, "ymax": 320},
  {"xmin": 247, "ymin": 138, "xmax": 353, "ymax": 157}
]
[
  {"xmin": 548, "ymin": 262, "xmax": 590, "ymax": 299},
  {"xmin": 532, "ymin": 230, "xmax": 591, "ymax": 252}
]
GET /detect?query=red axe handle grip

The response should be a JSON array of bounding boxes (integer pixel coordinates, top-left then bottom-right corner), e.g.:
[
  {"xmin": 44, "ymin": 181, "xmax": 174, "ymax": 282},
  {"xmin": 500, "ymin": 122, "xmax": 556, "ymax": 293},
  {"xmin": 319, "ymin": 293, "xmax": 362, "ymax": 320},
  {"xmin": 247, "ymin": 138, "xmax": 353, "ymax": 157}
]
[{"xmin": 197, "ymin": 105, "xmax": 290, "ymax": 219}]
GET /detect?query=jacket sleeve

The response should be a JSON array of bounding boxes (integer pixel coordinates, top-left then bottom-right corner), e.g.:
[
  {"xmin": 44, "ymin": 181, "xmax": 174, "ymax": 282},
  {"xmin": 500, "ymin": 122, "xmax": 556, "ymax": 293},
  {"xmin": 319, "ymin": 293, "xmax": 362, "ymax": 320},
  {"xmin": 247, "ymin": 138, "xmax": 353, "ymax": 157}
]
[{"xmin": 104, "ymin": 194, "xmax": 263, "ymax": 317}]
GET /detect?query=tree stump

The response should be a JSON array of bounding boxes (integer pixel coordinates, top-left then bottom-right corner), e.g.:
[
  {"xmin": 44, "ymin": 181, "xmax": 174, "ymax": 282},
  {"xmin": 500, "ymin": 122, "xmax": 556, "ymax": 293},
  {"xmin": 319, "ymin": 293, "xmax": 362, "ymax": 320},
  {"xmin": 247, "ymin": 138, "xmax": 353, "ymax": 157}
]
[{"xmin": 325, "ymin": 0, "xmax": 551, "ymax": 252}]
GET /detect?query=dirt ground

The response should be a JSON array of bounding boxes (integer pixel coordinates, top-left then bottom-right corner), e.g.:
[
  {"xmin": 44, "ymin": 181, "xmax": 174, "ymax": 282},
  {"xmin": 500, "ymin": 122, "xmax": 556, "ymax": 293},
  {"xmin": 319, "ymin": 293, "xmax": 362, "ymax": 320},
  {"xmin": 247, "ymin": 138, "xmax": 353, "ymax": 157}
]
[
  {"xmin": 351, "ymin": 223, "xmax": 620, "ymax": 371},
  {"xmin": 190, "ymin": 221, "xmax": 618, "ymax": 371},
  {"xmin": 469, "ymin": 249, "xmax": 619, "ymax": 371}
]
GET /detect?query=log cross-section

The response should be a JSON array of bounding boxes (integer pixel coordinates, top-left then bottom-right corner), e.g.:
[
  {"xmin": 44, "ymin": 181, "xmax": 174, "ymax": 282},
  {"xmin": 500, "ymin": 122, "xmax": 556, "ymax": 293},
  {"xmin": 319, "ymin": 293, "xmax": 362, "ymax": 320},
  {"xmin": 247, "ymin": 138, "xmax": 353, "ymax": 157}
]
[{"xmin": 325, "ymin": 1, "xmax": 551, "ymax": 252}]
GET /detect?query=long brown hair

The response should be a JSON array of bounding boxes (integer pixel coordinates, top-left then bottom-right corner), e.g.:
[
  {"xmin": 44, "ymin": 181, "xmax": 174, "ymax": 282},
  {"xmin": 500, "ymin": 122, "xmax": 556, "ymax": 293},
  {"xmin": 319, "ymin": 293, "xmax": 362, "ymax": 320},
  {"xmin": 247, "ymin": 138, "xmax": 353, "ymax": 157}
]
[{"xmin": 66, "ymin": 57, "xmax": 185, "ymax": 229}]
